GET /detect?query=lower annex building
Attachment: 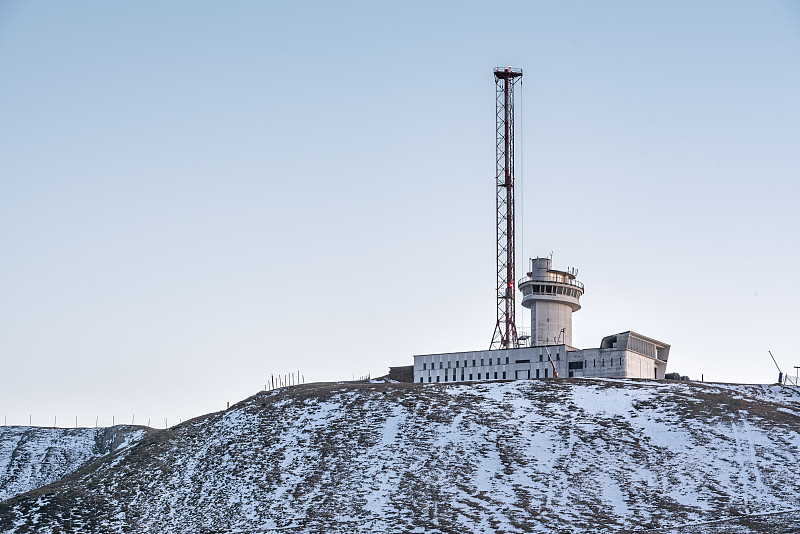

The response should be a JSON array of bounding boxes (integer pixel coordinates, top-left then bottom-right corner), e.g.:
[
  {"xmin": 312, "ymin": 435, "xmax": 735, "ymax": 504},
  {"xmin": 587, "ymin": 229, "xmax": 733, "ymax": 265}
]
[{"xmin": 413, "ymin": 257, "xmax": 670, "ymax": 383}]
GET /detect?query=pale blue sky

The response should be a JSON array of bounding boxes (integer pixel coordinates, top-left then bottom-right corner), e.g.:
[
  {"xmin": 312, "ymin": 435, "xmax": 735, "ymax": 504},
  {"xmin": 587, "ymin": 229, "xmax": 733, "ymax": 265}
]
[{"xmin": 1, "ymin": 1, "xmax": 799, "ymax": 427}]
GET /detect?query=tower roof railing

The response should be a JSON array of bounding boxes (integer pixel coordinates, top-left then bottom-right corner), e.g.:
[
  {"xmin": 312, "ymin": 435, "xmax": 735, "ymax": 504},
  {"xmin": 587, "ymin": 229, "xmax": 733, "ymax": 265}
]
[{"xmin": 518, "ymin": 275, "xmax": 584, "ymax": 290}]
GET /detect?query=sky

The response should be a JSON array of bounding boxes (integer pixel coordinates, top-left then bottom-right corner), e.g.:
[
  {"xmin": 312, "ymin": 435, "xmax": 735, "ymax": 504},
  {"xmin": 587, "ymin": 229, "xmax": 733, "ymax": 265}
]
[{"xmin": 1, "ymin": 1, "xmax": 799, "ymax": 428}]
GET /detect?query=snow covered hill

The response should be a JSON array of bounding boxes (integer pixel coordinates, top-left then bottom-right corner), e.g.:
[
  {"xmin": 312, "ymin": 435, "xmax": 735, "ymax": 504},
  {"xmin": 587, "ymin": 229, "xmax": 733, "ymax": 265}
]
[
  {"xmin": 0, "ymin": 425, "xmax": 148, "ymax": 502},
  {"xmin": 1, "ymin": 379, "xmax": 799, "ymax": 533}
]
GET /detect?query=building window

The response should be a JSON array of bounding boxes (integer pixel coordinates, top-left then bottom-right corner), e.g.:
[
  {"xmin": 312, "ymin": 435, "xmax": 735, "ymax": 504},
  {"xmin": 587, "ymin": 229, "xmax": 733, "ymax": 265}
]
[
  {"xmin": 481, "ymin": 359, "xmax": 484, "ymax": 366},
  {"xmin": 419, "ymin": 377, "xmax": 423, "ymax": 383},
  {"xmin": 472, "ymin": 359, "xmax": 476, "ymax": 367},
  {"xmin": 464, "ymin": 360, "xmax": 467, "ymax": 368},
  {"xmin": 594, "ymin": 359, "xmax": 596, "ymax": 368},
  {"xmin": 455, "ymin": 361, "xmax": 459, "ymax": 368},
  {"xmin": 469, "ymin": 374, "xmax": 473, "ymax": 381},
  {"xmin": 448, "ymin": 361, "xmax": 451, "ymax": 368},
  {"xmin": 489, "ymin": 358, "xmax": 492, "ymax": 365},
  {"xmin": 439, "ymin": 362, "xmax": 443, "ymax": 369},
  {"xmin": 536, "ymin": 369, "xmax": 540, "ymax": 378},
  {"xmin": 556, "ymin": 352, "xmax": 560, "ymax": 361},
  {"xmin": 494, "ymin": 372, "xmax": 498, "ymax": 379},
  {"xmin": 436, "ymin": 376, "xmax": 440, "ymax": 382},
  {"xmin": 539, "ymin": 354, "xmax": 543, "ymax": 362},
  {"xmin": 422, "ymin": 363, "xmax": 426, "ymax": 370},
  {"xmin": 505, "ymin": 357, "xmax": 509, "ymax": 364},
  {"xmin": 544, "ymin": 368, "xmax": 548, "ymax": 378},
  {"xmin": 502, "ymin": 371, "xmax": 506, "ymax": 379},
  {"xmin": 428, "ymin": 376, "xmax": 431, "ymax": 382},
  {"xmin": 477, "ymin": 373, "xmax": 481, "ymax": 380},
  {"xmin": 654, "ymin": 367, "xmax": 658, "ymax": 379},
  {"xmin": 461, "ymin": 373, "xmax": 464, "ymax": 381}
]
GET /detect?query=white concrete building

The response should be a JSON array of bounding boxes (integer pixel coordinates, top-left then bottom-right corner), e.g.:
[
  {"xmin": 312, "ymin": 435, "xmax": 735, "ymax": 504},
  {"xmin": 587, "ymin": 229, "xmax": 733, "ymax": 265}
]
[{"xmin": 413, "ymin": 257, "xmax": 670, "ymax": 383}]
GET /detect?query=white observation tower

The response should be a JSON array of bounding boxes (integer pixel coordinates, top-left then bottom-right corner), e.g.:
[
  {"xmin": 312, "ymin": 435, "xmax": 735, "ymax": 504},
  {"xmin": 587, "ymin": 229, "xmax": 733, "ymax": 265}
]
[{"xmin": 519, "ymin": 257, "xmax": 584, "ymax": 347}]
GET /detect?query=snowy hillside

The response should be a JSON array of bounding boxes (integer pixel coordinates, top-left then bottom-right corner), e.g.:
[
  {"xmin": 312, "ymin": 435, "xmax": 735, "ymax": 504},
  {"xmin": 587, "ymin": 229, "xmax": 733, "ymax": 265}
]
[
  {"xmin": 0, "ymin": 425, "xmax": 148, "ymax": 502},
  {"xmin": 1, "ymin": 379, "xmax": 799, "ymax": 533}
]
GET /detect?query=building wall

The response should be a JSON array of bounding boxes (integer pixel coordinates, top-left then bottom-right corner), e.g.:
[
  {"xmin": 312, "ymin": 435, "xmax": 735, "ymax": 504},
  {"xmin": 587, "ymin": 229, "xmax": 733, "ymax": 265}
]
[
  {"xmin": 563, "ymin": 348, "xmax": 666, "ymax": 379},
  {"xmin": 625, "ymin": 351, "xmax": 667, "ymax": 379},
  {"xmin": 414, "ymin": 346, "xmax": 570, "ymax": 384},
  {"xmin": 413, "ymin": 344, "xmax": 667, "ymax": 383}
]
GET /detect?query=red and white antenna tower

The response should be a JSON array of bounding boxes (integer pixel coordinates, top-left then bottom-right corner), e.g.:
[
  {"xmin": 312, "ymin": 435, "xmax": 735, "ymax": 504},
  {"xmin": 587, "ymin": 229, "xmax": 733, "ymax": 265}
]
[{"xmin": 490, "ymin": 67, "xmax": 523, "ymax": 350}]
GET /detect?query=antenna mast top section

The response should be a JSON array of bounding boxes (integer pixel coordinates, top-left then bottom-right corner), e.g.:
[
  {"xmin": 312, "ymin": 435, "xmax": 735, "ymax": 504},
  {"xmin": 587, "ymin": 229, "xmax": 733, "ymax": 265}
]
[
  {"xmin": 493, "ymin": 66, "xmax": 523, "ymax": 80},
  {"xmin": 490, "ymin": 66, "xmax": 523, "ymax": 351}
]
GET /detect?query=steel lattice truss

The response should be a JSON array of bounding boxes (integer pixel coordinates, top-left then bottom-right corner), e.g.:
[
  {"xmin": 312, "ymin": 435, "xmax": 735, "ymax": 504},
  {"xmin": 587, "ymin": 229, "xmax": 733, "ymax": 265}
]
[{"xmin": 490, "ymin": 67, "xmax": 522, "ymax": 350}]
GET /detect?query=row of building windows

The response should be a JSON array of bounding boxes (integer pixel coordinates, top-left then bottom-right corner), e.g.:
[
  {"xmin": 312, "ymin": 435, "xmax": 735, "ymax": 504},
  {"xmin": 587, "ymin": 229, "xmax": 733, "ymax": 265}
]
[
  {"xmin": 536, "ymin": 353, "xmax": 560, "ymax": 362},
  {"xmin": 418, "ymin": 368, "xmax": 558, "ymax": 383},
  {"xmin": 420, "ymin": 355, "xmax": 624, "ymax": 374},
  {"xmin": 421, "ymin": 352, "xmax": 573, "ymax": 370},
  {"xmin": 420, "ymin": 354, "xmax": 627, "ymax": 374},
  {"xmin": 421, "ymin": 356, "xmax": 513, "ymax": 370},
  {"xmin": 420, "ymin": 371, "xmax": 508, "ymax": 383},
  {"xmin": 526, "ymin": 284, "xmax": 581, "ymax": 298},
  {"xmin": 589, "ymin": 358, "xmax": 620, "ymax": 367},
  {"xmin": 417, "ymin": 356, "xmax": 629, "ymax": 383},
  {"xmin": 417, "ymin": 358, "xmax": 630, "ymax": 384}
]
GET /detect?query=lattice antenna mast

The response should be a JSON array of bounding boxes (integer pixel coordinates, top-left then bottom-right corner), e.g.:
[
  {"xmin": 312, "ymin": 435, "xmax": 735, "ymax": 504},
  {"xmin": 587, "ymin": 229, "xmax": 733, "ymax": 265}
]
[{"xmin": 490, "ymin": 67, "xmax": 523, "ymax": 350}]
